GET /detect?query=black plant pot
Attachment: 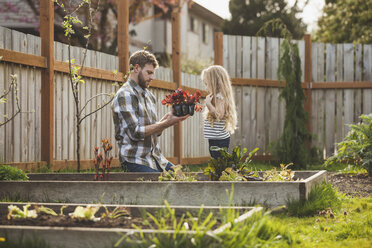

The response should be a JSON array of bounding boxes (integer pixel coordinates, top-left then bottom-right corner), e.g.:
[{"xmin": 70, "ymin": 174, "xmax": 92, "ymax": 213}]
[
  {"xmin": 181, "ymin": 104, "xmax": 189, "ymax": 116},
  {"xmin": 173, "ymin": 104, "xmax": 183, "ymax": 117},
  {"xmin": 188, "ymin": 104, "xmax": 195, "ymax": 116}
]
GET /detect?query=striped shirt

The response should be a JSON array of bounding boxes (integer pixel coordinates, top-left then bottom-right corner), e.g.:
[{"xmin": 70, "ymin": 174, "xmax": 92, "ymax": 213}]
[
  {"xmin": 203, "ymin": 119, "xmax": 230, "ymax": 140},
  {"xmin": 112, "ymin": 79, "xmax": 168, "ymax": 170}
]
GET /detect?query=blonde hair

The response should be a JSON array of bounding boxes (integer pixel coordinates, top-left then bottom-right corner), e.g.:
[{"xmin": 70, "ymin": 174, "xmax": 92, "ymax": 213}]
[{"xmin": 201, "ymin": 65, "xmax": 237, "ymax": 134}]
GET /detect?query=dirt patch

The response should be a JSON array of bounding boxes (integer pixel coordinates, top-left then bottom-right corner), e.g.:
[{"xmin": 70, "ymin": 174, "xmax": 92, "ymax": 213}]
[
  {"xmin": 327, "ymin": 172, "xmax": 372, "ymax": 198},
  {"xmin": 0, "ymin": 209, "xmax": 220, "ymax": 229}
]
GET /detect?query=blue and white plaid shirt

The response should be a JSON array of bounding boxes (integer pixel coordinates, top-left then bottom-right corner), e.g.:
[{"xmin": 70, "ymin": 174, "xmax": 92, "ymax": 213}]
[{"xmin": 112, "ymin": 79, "xmax": 168, "ymax": 170}]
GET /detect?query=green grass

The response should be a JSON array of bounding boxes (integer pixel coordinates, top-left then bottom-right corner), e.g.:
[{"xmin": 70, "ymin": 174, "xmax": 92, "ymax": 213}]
[
  {"xmin": 272, "ymin": 197, "xmax": 372, "ymax": 247},
  {"xmin": 287, "ymin": 183, "xmax": 343, "ymax": 217}
]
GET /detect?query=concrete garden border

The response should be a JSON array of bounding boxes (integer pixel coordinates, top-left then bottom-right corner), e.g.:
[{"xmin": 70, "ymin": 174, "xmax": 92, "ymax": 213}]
[
  {"xmin": 0, "ymin": 202, "xmax": 262, "ymax": 248},
  {"xmin": 1, "ymin": 171, "xmax": 327, "ymax": 207}
]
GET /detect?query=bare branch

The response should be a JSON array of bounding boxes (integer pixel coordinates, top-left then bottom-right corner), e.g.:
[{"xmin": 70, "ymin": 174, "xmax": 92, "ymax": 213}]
[
  {"xmin": 80, "ymin": 93, "xmax": 112, "ymax": 113},
  {"xmin": 79, "ymin": 98, "xmax": 113, "ymax": 124}
]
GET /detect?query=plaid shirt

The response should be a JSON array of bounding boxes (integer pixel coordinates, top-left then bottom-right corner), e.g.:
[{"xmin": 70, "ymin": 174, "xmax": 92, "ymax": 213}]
[{"xmin": 112, "ymin": 79, "xmax": 168, "ymax": 170}]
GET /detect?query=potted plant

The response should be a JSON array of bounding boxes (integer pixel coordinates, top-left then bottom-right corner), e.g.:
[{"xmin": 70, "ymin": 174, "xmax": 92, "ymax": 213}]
[{"xmin": 161, "ymin": 88, "xmax": 202, "ymax": 116}]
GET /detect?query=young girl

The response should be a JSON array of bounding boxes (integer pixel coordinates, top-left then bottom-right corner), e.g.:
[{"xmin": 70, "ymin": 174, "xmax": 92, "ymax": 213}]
[{"xmin": 201, "ymin": 65, "xmax": 237, "ymax": 159}]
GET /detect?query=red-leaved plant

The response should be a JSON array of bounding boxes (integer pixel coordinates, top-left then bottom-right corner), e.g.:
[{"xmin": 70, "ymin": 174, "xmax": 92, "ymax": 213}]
[
  {"xmin": 93, "ymin": 139, "xmax": 113, "ymax": 181},
  {"xmin": 161, "ymin": 88, "xmax": 202, "ymax": 116}
]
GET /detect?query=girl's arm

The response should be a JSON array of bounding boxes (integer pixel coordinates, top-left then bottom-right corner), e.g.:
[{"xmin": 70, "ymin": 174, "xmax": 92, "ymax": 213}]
[{"xmin": 205, "ymin": 94, "xmax": 225, "ymax": 120}]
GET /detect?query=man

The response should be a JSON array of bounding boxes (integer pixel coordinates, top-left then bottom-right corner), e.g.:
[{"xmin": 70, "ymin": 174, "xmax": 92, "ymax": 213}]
[{"xmin": 112, "ymin": 50, "xmax": 188, "ymax": 172}]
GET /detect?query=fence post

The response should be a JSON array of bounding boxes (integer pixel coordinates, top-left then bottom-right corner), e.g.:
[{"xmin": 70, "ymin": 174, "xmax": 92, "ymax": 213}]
[
  {"xmin": 117, "ymin": 0, "xmax": 129, "ymax": 77},
  {"xmin": 171, "ymin": 10, "xmax": 182, "ymax": 164},
  {"xmin": 40, "ymin": 0, "xmax": 54, "ymax": 165},
  {"xmin": 304, "ymin": 34, "xmax": 313, "ymax": 148},
  {"xmin": 214, "ymin": 32, "xmax": 223, "ymax": 66}
]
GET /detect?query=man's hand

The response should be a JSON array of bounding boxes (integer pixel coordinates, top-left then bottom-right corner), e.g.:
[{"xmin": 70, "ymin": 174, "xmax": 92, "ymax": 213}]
[
  {"xmin": 162, "ymin": 111, "xmax": 189, "ymax": 127},
  {"xmin": 145, "ymin": 112, "xmax": 189, "ymax": 137}
]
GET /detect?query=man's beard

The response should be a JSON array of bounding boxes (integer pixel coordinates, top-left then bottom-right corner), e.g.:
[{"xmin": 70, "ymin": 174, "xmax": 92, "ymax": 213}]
[{"xmin": 138, "ymin": 70, "xmax": 149, "ymax": 89}]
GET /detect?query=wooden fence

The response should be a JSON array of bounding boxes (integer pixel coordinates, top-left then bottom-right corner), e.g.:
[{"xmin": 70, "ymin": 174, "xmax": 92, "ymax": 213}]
[
  {"xmin": 0, "ymin": 26, "xmax": 208, "ymax": 165},
  {"xmin": 220, "ymin": 34, "xmax": 372, "ymax": 157}
]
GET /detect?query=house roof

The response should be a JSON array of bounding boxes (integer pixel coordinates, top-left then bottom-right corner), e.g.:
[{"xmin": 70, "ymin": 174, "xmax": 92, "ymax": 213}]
[{"xmin": 189, "ymin": 2, "xmax": 224, "ymax": 26}]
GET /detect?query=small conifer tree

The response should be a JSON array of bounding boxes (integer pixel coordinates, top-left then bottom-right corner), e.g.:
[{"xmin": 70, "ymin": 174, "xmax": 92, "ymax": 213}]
[
  {"xmin": 276, "ymin": 39, "xmax": 310, "ymax": 169},
  {"xmin": 258, "ymin": 19, "xmax": 311, "ymax": 169}
]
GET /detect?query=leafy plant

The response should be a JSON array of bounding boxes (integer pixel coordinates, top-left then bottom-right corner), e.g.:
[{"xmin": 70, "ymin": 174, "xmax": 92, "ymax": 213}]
[
  {"xmin": 161, "ymin": 88, "xmax": 203, "ymax": 115},
  {"xmin": 101, "ymin": 206, "xmax": 130, "ymax": 219},
  {"xmin": 325, "ymin": 114, "xmax": 372, "ymax": 176},
  {"xmin": 204, "ymin": 146, "xmax": 259, "ymax": 181},
  {"xmin": 7, "ymin": 204, "xmax": 37, "ymax": 219},
  {"xmin": 93, "ymin": 139, "xmax": 113, "ymax": 181},
  {"xmin": 286, "ymin": 182, "xmax": 343, "ymax": 217},
  {"xmin": 69, "ymin": 205, "xmax": 101, "ymax": 222},
  {"xmin": 0, "ymin": 165, "xmax": 28, "ymax": 181},
  {"xmin": 158, "ymin": 165, "xmax": 197, "ymax": 181},
  {"xmin": 263, "ymin": 163, "xmax": 295, "ymax": 181}
]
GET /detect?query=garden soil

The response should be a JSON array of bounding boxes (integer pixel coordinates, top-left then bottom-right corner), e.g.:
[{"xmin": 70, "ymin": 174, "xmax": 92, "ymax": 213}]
[{"xmin": 327, "ymin": 172, "xmax": 372, "ymax": 197}]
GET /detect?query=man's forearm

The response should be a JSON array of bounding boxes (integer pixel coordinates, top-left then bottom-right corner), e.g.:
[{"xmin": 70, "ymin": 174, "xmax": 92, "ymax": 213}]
[{"xmin": 144, "ymin": 121, "xmax": 169, "ymax": 137}]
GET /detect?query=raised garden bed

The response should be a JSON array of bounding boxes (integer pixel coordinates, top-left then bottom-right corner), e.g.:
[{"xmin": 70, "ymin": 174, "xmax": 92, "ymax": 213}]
[
  {"xmin": 0, "ymin": 202, "xmax": 261, "ymax": 248},
  {"xmin": 1, "ymin": 171, "xmax": 327, "ymax": 207}
]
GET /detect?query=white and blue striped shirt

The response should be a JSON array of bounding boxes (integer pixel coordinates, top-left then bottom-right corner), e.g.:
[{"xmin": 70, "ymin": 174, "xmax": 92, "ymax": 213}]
[{"xmin": 203, "ymin": 119, "xmax": 230, "ymax": 140}]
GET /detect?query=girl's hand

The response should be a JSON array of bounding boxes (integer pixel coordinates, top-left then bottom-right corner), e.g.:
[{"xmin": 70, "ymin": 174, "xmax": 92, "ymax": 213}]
[{"xmin": 205, "ymin": 93, "xmax": 213, "ymax": 106}]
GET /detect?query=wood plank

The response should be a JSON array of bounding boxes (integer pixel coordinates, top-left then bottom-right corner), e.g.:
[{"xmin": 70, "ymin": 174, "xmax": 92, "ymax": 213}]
[
  {"xmin": 354, "ymin": 44, "xmax": 362, "ymax": 122},
  {"xmin": 325, "ymin": 43, "xmax": 336, "ymax": 157},
  {"xmin": 256, "ymin": 87, "xmax": 265, "ymax": 154},
  {"xmin": 235, "ymin": 86, "xmax": 242, "ymax": 149},
  {"xmin": 266, "ymin": 37, "xmax": 272, "ymax": 79},
  {"xmin": 34, "ymin": 37, "xmax": 42, "ymax": 161},
  {"xmin": 241, "ymin": 86, "xmax": 251, "ymax": 149},
  {"xmin": 172, "ymin": 11, "xmax": 182, "ymax": 164},
  {"xmin": 214, "ymin": 32, "xmax": 223, "ymax": 66},
  {"xmin": 117, "ymin": 0, "xmax": 129, "ymax": 75},
  {"xmin": 26, "ymin": 35, "xmax": 36, "ymax": 162},
  {"xmin": 316, "ymin": 42, "xmax": 325, "ymax": 156},
  {"xmin": 236, "ymin": 36, "xmax": 242, "ymax": 77},
  {"xmin": 335, "ymin": 44, "xmax": 344, "ymax": 143},
  {"xmin": 20, "ymin": 33, "xmax": 28, "ymax": 162},
  {"xmin": 223, "ymin": 35, "xmax": 228, "ymax": 72},
  {"xmin": 227, "ymin": 35, "xmax": 236, "ymax": 77},
  {"xmin": 271, "ymin": 37, "xmax": 279, "ymax": 80},
  {"xmin": 11, "ymin": 30, "xmax": 21, "ymax": 163},
  {"xmin": 363, "ymin": 45, "xmax": 372, "ymax": 114},
  {"xmin": 242, "ymin": 36, "xmax": 251, "ymax": 78},
  {"xmin": 54, "ymin": 42, "xmax": 62, "ymax": 160},
  {"xmin": 257, "ymin": 37, "xmax": 265, "ymax": 79},
  {"xmin": 251, "ymin": 37, "xmax": 257, "ymax": 79},
  {"xmin": 249, "ymin": 86, "xmax": 257, "ymax": 152},
  {"xmin": 0, "ymin": 27, "xmax": 5, "ymax": 162},
  {"xmin": 40, "ymin": 0, "xmax": 55, "ymax": 164},
  {"xmin": 269, "ymin": 88, "xmax": 279, "ymax": 149},
  {"xmin": 343, "ymin": 43, "xmax": 354, "ymax": 134},
  {"xmin": 264, "ymin": 87, "xmax": 271, "ymax": 153},
  {"xmin": 0, "ymin": 48, "xmax": 47, "ymax": 68},
  {"xmin": 311, "ymin": 42, "xmax": 319, "ymax": 149}
]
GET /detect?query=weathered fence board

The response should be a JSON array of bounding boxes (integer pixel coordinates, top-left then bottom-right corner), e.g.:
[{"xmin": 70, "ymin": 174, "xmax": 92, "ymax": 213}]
[{"xmin": 223, "ymin": 34, "xmax": 372, "ymax": 158}]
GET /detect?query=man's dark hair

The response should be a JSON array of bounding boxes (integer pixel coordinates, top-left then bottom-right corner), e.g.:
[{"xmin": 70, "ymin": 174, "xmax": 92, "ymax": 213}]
[{"xmin": 129, "ymin": 50, "xmax": 159, "ymax": 70}]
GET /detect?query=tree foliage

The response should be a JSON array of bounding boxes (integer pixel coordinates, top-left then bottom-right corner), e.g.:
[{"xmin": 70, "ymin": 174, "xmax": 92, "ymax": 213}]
[
  {"xmin": 315, "ymin": 0, "xmax": 372, "ymax": 44},
  {"xmin": 222, "ymin": 0, "xmax": 307, "ymax": 39}
]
